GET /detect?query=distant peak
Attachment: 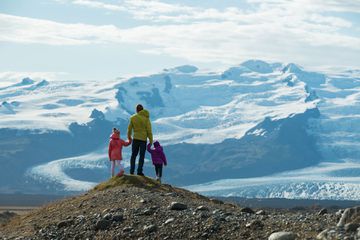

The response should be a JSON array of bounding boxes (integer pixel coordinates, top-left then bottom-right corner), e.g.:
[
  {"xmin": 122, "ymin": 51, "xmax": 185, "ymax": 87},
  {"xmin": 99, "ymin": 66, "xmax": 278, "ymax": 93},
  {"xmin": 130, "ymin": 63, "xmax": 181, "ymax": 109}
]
[
  {"xmin": 282, "ymin": 63, "xmax": 303, "ymax": 73},
  {"xmin": 21, "ymin": 77, "xmax": 35, "ymax": 85},
  {"xmin": 164, "ymin": 65, "xmax": 198, "ymax": 73},
  {"xmin": 240, "ymin": 60, "xmax": 273, "ymax": 73},
  {"xmin": 36, "ymin": 80, "xmax": 49, "ymax": 87}
]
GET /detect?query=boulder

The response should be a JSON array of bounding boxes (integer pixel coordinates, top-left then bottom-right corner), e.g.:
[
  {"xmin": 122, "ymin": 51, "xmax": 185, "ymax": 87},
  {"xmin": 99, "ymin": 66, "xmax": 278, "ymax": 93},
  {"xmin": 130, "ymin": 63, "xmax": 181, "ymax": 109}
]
[
  {"xmin": 317, "ymin": 208, "xmax": 327, "ymax": 215},
  {"xmin": 169, "ymin": 202, "xmax": 187, "ymax": 211},
  {"xmin": 337, "ymin": 206, "xmax": 360, "ymax": 227},
  {"xmin": 95, "ymin": 219, "xmax": 111, "ymax": 231},
  {"xmin": 268, "ymin": 231, "xmax": 296, "ymax": 240},
  {"xmin": 240, "ymin": 207, "xmax": 255, "ymax": 214}
]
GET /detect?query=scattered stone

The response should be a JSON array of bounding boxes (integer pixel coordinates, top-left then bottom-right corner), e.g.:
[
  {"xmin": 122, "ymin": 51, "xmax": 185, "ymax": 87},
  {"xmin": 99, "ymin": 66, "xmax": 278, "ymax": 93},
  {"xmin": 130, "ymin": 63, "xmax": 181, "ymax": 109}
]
[
  {"xmin": 164, "ymin": 192, "xmax": 176, "ymax": 197},
  {"xmin": 123, "ymin": 227, "xmax": 133, "ymax": 232},
  {"xmin": 246, "ymin": 220, "xmax": 264, "ymax": 230},
  {"xmin": 143, "ymin": 224, "xmax": 157, "ymax": 233},
  {"xmin": 57, "ymin": 219, "xmax": 73, "ymax": 228},
  {"xmin": 268, "ymin": 231, "xmax": 297, "ymax": 240},
  {"xmin": 316, "ymin": 229, "xmax": 328, "ymax": 239},
  {"xmin": 142, "ymin": 209, "xmax": 153, "ymax": 216},
  {"xmin": 165, "ymin": 218, "xmax": 174, "ymax": 225},
  {"xmin": 102, "ymin": 209, "xmax": 110, "ymax": 214},
  {"xmin": 209, "ymin": 198, "xmax": 224, "ymax": 204},
  {"xmin": 95, "ymin": 219, "xmax": 111, "ymax": 231},
  {"xmin": 318, "ymin": 208, "xmax": 327, "ymax": 215},
  {"xmin": 103, "ymin": 213, "xmax": 113, "ymax": 220},
  {"xmin": 212, "ymin": 209, "xmax": 221, "ymax": 215},
  {"xmin": 345, "ymin": 223, "xmax": 359, "ymax": 232},
  {"xmin": 240, "ymin": 207, "xmax": 255, "ymax": 214},
  {"xmin": 112, "ymin": 214, "xmax": 124, "ymax": 222},
  {"xmin": 196, "ymin": 205, "xmax": 209, "ymax": 211},
  {"xmin": 337, "ymin": 207, "xmax": 360, "ymax": 227},
  {"xmin": 198, "ymin": 212, "xmax": 209, "ymax": 219},
  {"xmin": 150, "ymin": 205, "xmax": 159, "ymax": 210},
  {"xmin": 256, "ymin": 210, "xmax": 266, "ymax": 215},
  {"xmin": 169, "ymin": 202, "xmax": 187, "ymax": 211},
  {"xmin": 336, "ymin": 209, "xmax": 344, "ymax": 216},
  {"xmin": 76, "ymin": 215, "xmax": 85, "ymax": 222}
]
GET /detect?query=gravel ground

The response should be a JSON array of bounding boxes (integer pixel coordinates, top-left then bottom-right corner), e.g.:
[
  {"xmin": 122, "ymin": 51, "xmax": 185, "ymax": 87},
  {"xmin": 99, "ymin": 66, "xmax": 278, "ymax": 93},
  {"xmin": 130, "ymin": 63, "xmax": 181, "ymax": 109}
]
[{"xmin": 0, "ymin": 175, "xmax": 358, "ymax": 240}]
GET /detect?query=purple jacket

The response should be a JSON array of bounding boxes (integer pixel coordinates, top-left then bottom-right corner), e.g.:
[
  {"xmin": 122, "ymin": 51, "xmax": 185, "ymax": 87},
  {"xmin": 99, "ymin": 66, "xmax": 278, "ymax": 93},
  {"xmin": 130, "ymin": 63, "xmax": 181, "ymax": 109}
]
[{"xmin": 147, "ymin": 141, "xmax": 167, "ymax": 165}]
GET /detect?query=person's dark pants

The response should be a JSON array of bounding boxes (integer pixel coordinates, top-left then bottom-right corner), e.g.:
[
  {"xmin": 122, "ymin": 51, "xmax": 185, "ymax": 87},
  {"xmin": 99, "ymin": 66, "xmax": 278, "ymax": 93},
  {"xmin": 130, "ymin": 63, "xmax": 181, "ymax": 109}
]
[
  {"xmin": 154, "ymin": 164, "xmax": 163, "ymax": 178},
  {"xmin": 130, "ymin": 139, "xmax": 147, "ymax": 174}
]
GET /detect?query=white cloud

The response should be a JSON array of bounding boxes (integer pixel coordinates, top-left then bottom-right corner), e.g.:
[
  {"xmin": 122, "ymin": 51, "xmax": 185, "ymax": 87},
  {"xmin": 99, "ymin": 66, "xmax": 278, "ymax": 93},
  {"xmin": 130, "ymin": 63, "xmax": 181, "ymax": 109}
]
[
  {"xmin": 72, "ymin": 0, "xmax": 126, "ymax": 11},
  {"xmin": 0, "ymin": 13, "xmax": 122, "ymax": 45},
  {"xmin": 248, "ymin": 0, "xmax": 360, "ymax": 14},
  {"xmin": 1, "ymin": 0, "xmax": 359, "ymax": 68}
]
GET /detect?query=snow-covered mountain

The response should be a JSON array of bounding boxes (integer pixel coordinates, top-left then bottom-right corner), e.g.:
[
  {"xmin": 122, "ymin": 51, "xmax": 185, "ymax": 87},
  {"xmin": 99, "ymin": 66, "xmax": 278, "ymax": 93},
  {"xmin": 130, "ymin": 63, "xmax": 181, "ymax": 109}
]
[{"xmin": 1, "ymin": 60, "xmax": 359, "ymax": 200}]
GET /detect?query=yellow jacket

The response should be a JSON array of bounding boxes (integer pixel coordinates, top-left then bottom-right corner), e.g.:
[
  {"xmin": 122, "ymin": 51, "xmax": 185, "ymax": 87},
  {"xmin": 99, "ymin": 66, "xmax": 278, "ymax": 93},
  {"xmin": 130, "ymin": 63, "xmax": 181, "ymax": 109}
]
[{"xmin": 127, "ymin": 109, "xmax": 153, "ymax": 144}]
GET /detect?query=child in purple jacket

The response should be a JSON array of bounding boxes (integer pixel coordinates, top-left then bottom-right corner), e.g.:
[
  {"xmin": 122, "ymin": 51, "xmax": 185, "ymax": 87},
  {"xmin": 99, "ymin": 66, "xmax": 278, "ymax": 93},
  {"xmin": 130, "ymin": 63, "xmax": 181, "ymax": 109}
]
[{"xmin": 147, "ymin": 141, "xmax": 167, "ymax": 182}]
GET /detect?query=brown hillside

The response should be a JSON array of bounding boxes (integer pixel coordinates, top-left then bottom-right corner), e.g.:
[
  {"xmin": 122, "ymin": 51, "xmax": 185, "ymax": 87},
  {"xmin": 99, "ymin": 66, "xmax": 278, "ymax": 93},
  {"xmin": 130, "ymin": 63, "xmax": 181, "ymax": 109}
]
[{"xmin": 0, "ymin": 175, "xmax": 347, "ymax": 239}]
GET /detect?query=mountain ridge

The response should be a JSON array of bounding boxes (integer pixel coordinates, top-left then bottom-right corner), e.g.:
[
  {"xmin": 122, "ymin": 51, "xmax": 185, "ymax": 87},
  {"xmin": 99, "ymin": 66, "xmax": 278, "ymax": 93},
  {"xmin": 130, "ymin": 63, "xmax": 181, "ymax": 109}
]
[{"xmin": 0, "ymin": 60, "xmax": 359, "ymax": 199}]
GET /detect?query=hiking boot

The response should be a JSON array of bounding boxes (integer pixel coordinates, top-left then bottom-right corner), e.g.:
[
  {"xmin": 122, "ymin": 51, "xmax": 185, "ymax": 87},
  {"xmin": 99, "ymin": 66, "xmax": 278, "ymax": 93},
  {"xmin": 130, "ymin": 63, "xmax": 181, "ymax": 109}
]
[
  {"xmin": 117, "ymin": 170, "xmax": 124, "ymax": 177},
  {"xmin": 137, "ymin": 172, "xmax": 145, "ymax": 176}
]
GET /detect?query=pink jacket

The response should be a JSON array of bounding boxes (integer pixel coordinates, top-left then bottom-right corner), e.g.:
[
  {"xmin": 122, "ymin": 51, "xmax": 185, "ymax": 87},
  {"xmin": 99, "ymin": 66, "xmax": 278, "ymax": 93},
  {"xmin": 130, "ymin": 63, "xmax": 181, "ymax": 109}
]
[
  {"xmin": 108, "ymin": 132, "xmax": 131, "ymax": 161},
  {"xmin": 147, "ymin": 141, "xmax": 167, "ymax": 165}
]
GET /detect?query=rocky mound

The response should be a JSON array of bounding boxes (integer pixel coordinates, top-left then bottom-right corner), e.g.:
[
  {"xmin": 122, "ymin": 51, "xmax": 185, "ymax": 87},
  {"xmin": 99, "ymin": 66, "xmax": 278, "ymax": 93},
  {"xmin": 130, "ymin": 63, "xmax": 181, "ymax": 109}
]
[
  {"xmin": 0, "ymin": 211, "xmax": 18, "ymax": 225},
  {"xmin": 317, "ymin": 206, "xmax": 360, "ymax": 239},
  {"xmin": 0, "ymin": 175, "xmax": 356, "ymax": 240}
]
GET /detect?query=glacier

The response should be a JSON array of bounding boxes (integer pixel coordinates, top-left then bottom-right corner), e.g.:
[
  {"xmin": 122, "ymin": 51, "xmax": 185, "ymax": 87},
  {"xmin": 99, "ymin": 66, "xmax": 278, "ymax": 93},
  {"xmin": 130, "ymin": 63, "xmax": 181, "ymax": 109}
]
[{"xmin": 1, "ymin": 59, "xmax": 360, "ymax": 199}]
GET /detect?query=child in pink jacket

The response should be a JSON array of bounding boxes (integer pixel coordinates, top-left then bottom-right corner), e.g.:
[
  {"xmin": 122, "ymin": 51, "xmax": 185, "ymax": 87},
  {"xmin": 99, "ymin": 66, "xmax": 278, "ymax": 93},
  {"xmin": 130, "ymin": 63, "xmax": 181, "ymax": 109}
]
[
  {"xmin": 147, "ymin": 141, "xmax": 167, "ymax": 182},
  {"xmin": 108, "ymin": 128, "xmax": 131, "ymax": 177}
]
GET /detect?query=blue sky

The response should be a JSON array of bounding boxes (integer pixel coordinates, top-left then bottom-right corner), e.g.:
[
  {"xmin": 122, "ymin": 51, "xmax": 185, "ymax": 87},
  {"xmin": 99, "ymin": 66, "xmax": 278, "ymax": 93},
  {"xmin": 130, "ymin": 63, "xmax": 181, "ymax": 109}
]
[{"xmin": 0, "ymin": 0, "xmax": 359, "ymax": 81}]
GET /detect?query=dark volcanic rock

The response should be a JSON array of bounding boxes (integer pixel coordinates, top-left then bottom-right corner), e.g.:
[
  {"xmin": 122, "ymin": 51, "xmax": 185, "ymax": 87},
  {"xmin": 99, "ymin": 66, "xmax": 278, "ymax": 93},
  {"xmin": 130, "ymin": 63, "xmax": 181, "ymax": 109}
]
[
  {"xmin": 95, "ymin": 219, "xmax": 111, "ymax": 231},
  {"xmin": 169, "ymin": 202, "xmax": 187, "ymax": 211},
  {"xmin": 112, "ymin": 214, "xmax": 124, "ymax": 222},
  {"xmin": 240, "ymin": 207, "xmax": 255, "ymax": 214}
]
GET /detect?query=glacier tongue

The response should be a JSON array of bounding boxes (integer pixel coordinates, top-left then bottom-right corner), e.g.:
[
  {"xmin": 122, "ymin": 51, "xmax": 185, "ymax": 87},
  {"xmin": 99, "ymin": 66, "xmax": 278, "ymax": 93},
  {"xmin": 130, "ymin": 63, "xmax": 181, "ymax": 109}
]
[{"xmin": 186, "ymin": 162, "xmax": 360, "ymax": 200}]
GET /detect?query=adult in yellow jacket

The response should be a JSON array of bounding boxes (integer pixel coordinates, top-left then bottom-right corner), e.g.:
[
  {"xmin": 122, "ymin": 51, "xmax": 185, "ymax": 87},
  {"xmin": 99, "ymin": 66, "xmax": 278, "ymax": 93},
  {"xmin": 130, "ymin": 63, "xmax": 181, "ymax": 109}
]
[{"xmin": 127, "ymin": 104, "xmax": 153, "ymax": 175}]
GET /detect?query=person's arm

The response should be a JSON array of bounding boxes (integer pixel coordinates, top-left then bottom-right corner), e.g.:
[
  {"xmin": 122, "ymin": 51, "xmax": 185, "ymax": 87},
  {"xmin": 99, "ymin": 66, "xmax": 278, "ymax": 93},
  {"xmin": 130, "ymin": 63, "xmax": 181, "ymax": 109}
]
[
  {"xmin": 122, "ymin": 139, "xmax": 132, "ymax": 147},
  {"xmin": 146, "ymin": 118, "xmax": 153, "ymax": 145},
  {"xmin": 162, "ymin": 151, "xmax": 167, "ymax": 166},
  {"xmin": 147, "ymin": 143, "xmax": 153, "ymax": 153},
  {"xmin": 108, "ymin": 141, "xmax": 112, "ymax": 160},
  {"xmin": 127, "ymin": 119, "xmax": 133, "ymax": 140}
]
